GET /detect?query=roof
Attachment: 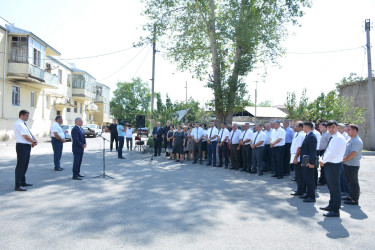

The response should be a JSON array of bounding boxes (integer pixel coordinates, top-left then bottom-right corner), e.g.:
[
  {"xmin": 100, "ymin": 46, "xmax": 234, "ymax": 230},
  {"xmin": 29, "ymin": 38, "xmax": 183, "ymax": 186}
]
[
  {"xmin": 72, "ymin": 68, "xmax": 96, "ymax": 80},
  {"xmin": 95, "ymin": 82, "xmax": 110, "ymax": 89},
  {"xmin": 175, "ymin": 109, "xmax": 189, "ymax": 121},
  {"xmin": 243, "ymin": 106, "xmax": 287, "ymax": 118},
  {"xmin": 48, "ymin": 56, "xmax": 72, "ymax": 71}
]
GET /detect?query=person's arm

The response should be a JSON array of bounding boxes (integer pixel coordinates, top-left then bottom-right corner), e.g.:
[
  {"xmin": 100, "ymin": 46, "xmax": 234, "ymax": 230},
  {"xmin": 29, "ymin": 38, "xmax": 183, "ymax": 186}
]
[
  {"xmin": 72, "ymin": 128, "xmax": 84, "ymax": 148},
  {"xmin": 343, "ymin": 151, "xmax": 357, "ymax": 163},
  {"xmin": 271, "ymin": 138, "xmax": 282, "ymax": 147},
  {"xmin": 53, "ymin": 132, "xmax": 65, "ymax": 143},
  {"xmin": 307, "ymin": 137, "xmax": 317, "ymax": 168}
]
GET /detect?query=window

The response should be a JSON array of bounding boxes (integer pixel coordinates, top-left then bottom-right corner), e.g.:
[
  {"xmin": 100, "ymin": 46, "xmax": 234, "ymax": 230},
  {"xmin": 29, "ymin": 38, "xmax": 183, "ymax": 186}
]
[
  {"xmin": 67, "ymin": 108, "xmax": 71, "ymax": 112},
  {"xmin": 58, "ymin": 69, "xmax": 62, "ymax": 84},
  {"xmin": 80, "ymin": 103, "xmax": 82, "ymax": 113},
  {"xmin": 12, "ymin": 86, "xmax": 20, "ymax": 106},
  {"xmin": 30, "ymin": 91, "xmax": 35, "ymax": 107},
  {"xmin": 57, "ymin": 111, "xmax": 61, "ymax": 116},
  {"xmin": 33, "ymin": 48, "xmax": 41, "ymax": 67},
  {"xmin": 67, "ymin": 74, "xmax": 71, "ymax": 85},
  {"xmin": 46, "ymin": 95, "xmax": 50, "ymax": 108},
  {"xmin": 10, "ymin": 37, "xmax": 28, "ymax": 63},
  {"xmin": 74, "ymin": 101, "xmax": 77, "ymax": 113}
]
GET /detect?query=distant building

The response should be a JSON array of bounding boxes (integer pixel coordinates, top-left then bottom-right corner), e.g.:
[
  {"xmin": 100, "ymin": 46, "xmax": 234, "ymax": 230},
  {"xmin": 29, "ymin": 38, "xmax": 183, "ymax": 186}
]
[{"xmin": 233, "ymin": 106, "xmax": 288, "ymax": 124}]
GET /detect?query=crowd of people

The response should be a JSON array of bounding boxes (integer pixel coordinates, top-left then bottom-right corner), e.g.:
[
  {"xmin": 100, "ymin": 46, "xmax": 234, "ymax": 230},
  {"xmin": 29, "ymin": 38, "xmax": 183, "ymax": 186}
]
[
  {"xmin": 13, "ymin": 110, "xmax": 364, "ymax": 218},
  {"xmin": 151, "ymin": 119, "xmax": 363, "ymax": 218}
]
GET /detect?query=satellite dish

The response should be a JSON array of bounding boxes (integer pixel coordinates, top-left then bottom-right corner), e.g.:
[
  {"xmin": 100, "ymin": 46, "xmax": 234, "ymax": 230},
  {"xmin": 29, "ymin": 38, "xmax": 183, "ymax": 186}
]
[{"xmin": 87, "ymin": 103, "xmax": 99, "ymax": 111}]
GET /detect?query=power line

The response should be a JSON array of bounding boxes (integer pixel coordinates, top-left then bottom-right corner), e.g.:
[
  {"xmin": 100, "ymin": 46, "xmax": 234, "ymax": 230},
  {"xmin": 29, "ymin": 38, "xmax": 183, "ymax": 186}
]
[
  {"xmin": 287, "ymin": 46, "xmax": 364, "ymax": 55},
  {"xmin": 132, "ymin": 46, "xmax": 152, "ymax": 79}
]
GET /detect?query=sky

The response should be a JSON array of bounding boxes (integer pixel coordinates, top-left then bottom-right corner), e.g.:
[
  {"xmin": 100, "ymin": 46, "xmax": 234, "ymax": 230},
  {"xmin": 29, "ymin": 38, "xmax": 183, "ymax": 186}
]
[{"xmin": 1, "ymin": 0, "xmax": 374, "ymax": 107}]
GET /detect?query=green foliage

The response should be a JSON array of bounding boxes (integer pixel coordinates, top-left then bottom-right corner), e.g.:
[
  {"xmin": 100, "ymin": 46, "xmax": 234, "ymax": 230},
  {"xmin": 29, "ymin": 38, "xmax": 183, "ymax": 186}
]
[
  {"xmin": 257, "ymin": 100, "xmax": 272, "ymax": 107},
  {"xmin": 110, "ymin": 78, "xmax": 151, "ymax": 125},
  {"xmin": 335, "ymin": 72, "xmax": 364, "ymax": 88},
  {"xmin": 285, "ymin": 89, "xmax": 366, "ymax": 124}
]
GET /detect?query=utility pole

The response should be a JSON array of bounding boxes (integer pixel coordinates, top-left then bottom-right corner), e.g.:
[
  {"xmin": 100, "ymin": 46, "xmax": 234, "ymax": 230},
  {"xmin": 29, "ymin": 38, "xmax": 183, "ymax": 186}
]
[
  {"xmin": 150, "ymin": 23, "xmax": 156, "ymax": 130},
  {"xmin": 254, "ymin": 81, "xmax": 258, "ymax": 122},
  {"xmin": 185, "ymin": 81, "xmax": 188, "ymax": 109},
  {"xmin": 365, "ymin": 19, "xmax": 375, "ymax": 150}
]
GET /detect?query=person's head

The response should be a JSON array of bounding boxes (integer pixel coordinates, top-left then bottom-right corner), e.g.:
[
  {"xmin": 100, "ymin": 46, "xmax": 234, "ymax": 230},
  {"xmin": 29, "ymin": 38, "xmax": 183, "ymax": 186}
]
[
  {"xmin": 347, "ymin": 124, "xmax": 359, "ymax": 138},
  {"xmin": 227, "ymin": 122, "xmax": 232, "ymax": 128},
  {"xmin": 195, "ymin": 122, "xmax": 199, "ymax": 128},
  {"xmin": 170, "ymin": 124, "xmax": 174, "ymax": 130},
  {"xmin": 283, "ymin": 120, "xmax": 290, "ymax": 128},
  {"xmin": 270, "ymin": 121, "xmax": 275, "ymax": 129},
  {"xmin": 221, "ymin": 122, "xmax": 226, "ymax": 129},
  {"xmin": 75, "ymin": 117, "xmax": 83, "ymax": 126},
  {"xmin": 19, "ymin": 110, "xmax": 30, "ymax": 122},
  {"xmin": 319, "ymin": 122, "xmax": 327, "ymax": 133},
  {"xmin": 274, "ymin": 120, "xmax": 281, "ymax": 129},
  {"xmin": 112, "ymin": 119, "xmax": 117, "ymax": 124},
  {"xmin": 255, "ymin": 124, "xmax": 262, "ymax": 132},
  {"xmin": 295, "ymin": 121, "xmax": 304, "ymax": 132},
  {"xmin": 244, "ymin": 122, "xmax": 250, "ymax": 130},
  {"xmin": 201, "ymin": 124, "xmax": 207, "ymax": 130},
  {"xmin": 210, "ymin": 121, "xmax": 214, "ymax": 128},
  {"xmin": 303, "ymin": 121, "xmax": 314, "ymax": 133},
  {"xmin": 157, "ymin": 122, "xmax": 161, "ymax": 127},
  {"xmin": 127, "ymin": 124, "xmax": 132, "ymax": 128},
  {"xmin": 183, "ymin": 126, "xmax": 188, "ymax": 132},
  {"xmin": 327, "ymin": 120, "xmax": 338, "ymax": 135},
  {"xmin": 167, "ymin": 120, "xmax": 170, "ymax": 126},
  {"xmin": 337, "ymin": 123, "xmax": 346, "ymax": 134},
  {"xmin": 55, "ymin": 115, "xmax": 63, "ymax": 124},
  {"xmin": 232, "ymin": 123, "xmax": 238, "ymax": 131},
  {"xmin": 265, "ymin": 123, "xmax": 271, "ymax": 131},
  {"xmin": 177, "ymin": 124, "xmax": 182, "ymax": 131},
  {"xmin": 189, "ymin": 123, "xmax": 194, "ymax": 129},
  {"xmin": 345, "ymin": 123, "xmax": 350, "ymax": 134}
]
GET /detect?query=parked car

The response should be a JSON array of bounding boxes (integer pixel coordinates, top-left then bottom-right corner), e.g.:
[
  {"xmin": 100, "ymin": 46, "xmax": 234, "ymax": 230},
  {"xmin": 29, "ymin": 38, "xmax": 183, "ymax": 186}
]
[
  {"xmin": 62, "ymin": 125, "xmax": 74, "ymax": 141},
  {"xmin": 137, "ymin": 127, "xmax": 149, "ymax": 137},
  {"xmin": 86, "ymin": 124, "xmax": 102, "ymax": 136},
  {"xmin": 83, "ymin": 125, "xmax": 97, "ymax": 137}
]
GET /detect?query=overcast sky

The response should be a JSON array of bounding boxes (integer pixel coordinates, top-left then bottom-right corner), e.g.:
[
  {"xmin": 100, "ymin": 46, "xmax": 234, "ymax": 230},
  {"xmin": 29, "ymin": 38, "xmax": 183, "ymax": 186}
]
[{"xmin": 1, "ymin": 0, "xmax": 374, "ymax": 107}]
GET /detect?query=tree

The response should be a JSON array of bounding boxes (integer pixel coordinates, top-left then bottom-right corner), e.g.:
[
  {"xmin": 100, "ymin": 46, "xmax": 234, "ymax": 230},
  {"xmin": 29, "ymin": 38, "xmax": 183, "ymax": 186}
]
[
  {"xmin": 110, "ymin": 78, "xmax": 151, "ymax": 125},
  {"xmin": 141, "ymin": 0, "xmax": 310, "ymax": 123},
  {"xmin": 285, "ymin": 89, "xmax": 309, "ymax": 120},
  {"xmin": 257, "ymin": 100, "xmax": 272, "ymax": 107}
]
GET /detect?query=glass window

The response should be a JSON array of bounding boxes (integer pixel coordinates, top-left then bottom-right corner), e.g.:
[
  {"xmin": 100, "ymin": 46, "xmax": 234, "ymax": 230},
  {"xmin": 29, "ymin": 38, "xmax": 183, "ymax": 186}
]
[
  {"xmin": 10, "ymin": 36, "xmax": 28, "ymax": 63},
  {"xmin": 74, "ymin": 101, "xmax": 77, "ymax": 113},
  {"xmin": 80, "ymin": 103, "xmax": 82, "ymax": 113},
  {"xmin": 12, "ymin": 86, "xmax": 20, "ymax": 106},
  {"xmin": 58, "ymin": 69, "xmax": 62, "ymax": 84},
  {"xmin": 30, "ymin": 91, "xmax": 35, "ymax": 107},
  {"xmin": 46, "ymin": 95, "xmax": 50, "ymax": 108},
  {"xmin": 67, "ymin": 108, "xmax": 71, "ymax": 112}
]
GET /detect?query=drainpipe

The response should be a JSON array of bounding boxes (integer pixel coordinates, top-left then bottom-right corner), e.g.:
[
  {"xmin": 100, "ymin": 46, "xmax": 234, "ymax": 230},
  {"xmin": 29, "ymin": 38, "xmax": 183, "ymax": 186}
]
[{"xmin": 2, "ymin": 30, "xmax": 7, "ymax": 119}]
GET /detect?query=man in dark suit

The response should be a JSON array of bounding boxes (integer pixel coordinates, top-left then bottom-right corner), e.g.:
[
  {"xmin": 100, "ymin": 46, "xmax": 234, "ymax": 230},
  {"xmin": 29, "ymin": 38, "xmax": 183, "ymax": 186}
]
[
  {"xmin": 299, "ymin": 121, "xmax": 317, "ymax": 202},
  {"xmin": 152, "ymin": 122, "xmax": 164, "ymax": 156},
  {"xmin": 71, "ymin": 117, "xmax": 87, "ymax": 180}
]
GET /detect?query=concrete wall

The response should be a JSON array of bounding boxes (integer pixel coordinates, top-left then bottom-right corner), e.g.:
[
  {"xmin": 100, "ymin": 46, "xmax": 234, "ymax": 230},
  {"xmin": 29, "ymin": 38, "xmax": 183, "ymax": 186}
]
[{"xmin": 339, "ymin": 79, "xmax": 375, "ymax": 150}]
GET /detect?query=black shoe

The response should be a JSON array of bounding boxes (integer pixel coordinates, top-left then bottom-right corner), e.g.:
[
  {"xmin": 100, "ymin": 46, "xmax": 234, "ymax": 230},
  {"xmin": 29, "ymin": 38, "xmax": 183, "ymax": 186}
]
[
  {"xmin": 176, "ymin": 160, "xmax": 180, "ymax": 162},
  {"xmin": 78, "ymin": 174, "xmax": 85, "ymax": 178},
  {"xmin": 342, "ymin": 196, "xmax": 351, "ymax": 201},
  {"xmin": 192, "ymin": 161, "xmax": 197, "ymax": 164},
  {"xmin": 15, "ymin": 186, "xmax": 27, "ymax": 191},
  {"xmin": 199, "ymin": 161, "xmax": 203, "ymax": 165},
  {"xmin": 154, "ymin": 154, "xmax": 157, "ymax": 156},
  {"xmin": 258, "ymin": 172, "xmax": 263, "ymax": 176},
  {"xmin": 299, "ymin": 195, "xmax": 307, "ymax": 199},
  {"xmin": 277, "ymin": 176, "xmax": 283, "ymax": 179},
  {"xmin": 291, "ymin": 192, "xmax": 303, "ymax": 196},
  {"xmin": 319, "ymin": 206, "xmax": 332, "ymax": 211},
  {"xmin": 271, "ymin": 174, "xmax": 277, "ymax": 177},
  {"xmin": 229, "ymin": 167, "xmax": 235, "ymax": 170},
  {"xmin": 72, "ymin": 177, "xmax": 82, "ymax": 180},
  {"xmin": 317, "ymin": 182, "xmax": 326, "ymax": 186},
  {"xmin": 224, "ymin": 166, "xmax": 228, "ymax": 169},
  {"xmin": 250, "ymin": 170, "xmax": 257, "ymax": 173},
  {"xmin": 118, "ymin": 157, "xmax": 126, "ymax": 159},
  {"xmin": 344, "ymin": 200, "xmax": 358, "ymax": 205},
  {"xmin": 291, "ymin": 177, "xmax": 296, "ymax": 181},
  {"xmin": 218, "ymin": 165, "xmax": 223, "ymax": 168},
  {"xmin": 21, "ymin": 183, "xmax": 33, "ymax": 187},
  {"xmin": 206, "ymin": 163, "xmax": 211, "ymax": 166},
  {"xmin": 303, "ymin": 198, "xmax": 316, "ymax": 203},
  {"xmin": 54, "ymin": 168, "xmax": 63, "ymax": 171},
  {"xmin": 323, "ymin": 211, "xmax": 340, "ymax": 217}
]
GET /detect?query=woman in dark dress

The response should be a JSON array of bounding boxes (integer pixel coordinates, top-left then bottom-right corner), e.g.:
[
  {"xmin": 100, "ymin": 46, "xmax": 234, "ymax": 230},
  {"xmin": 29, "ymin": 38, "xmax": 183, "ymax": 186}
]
[
  {"xmin": 173, "ymin": 124, "xmax": 186, "ymax": 163},
  {"xmin": 167, "ymin": 125, "xmax": 175, "ymax": 159}
]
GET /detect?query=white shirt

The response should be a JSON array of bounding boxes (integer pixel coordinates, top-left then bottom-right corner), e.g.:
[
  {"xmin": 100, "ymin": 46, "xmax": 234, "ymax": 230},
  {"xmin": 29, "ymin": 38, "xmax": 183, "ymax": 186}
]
[
  {"xmin": 240, "ymin": 129, "xmax": 254, "ymax": 145},
  {"xmin": 290, "ymin": 131, "xmax": 305, "ymax": 158},
  {"xmin": 341, "ymin": 131, "xmax": 350, "ymax": 141},
  {"xmin": 264, "ymin": 129, "xmax": 273, "ymax": 145},
  {"xmin": 202, "ymin": 129, "xmax": 207, "ymax": 142},
  {"xmin": 14, "ymin": 119, "xmax": 33, "ymax": 144},
  {"xmin": 252, "ymin": 131, "xmax": 266, "ymax": 147},
  {"xmin": 191, "ymin": 127, "xmax": 204, "ymax": 140},
  {"xmin": 126, "ymin": 127, "xmax": 134, "ymax": 138},
  {"xmin": 229, "ymin": 129, "xmax": 242, "ymax": 144},
  {"xmin": 218, "ymin": 128, "xmax": 229, "ymax": 143},
  {"xmin": 206, "ymin": 127, "xmax": 219, "ymax": 142},
  {"xmin": 50, "ymin": 121, "xmax": 65, "ymax": 139},
  {"xmin": 313, "ymin": 130, "xmax": 321, "ymax": 150},
  {"xmin": 270, "ymin": 127, "xmax": 286, "ymax": 147},
  {"xmin": 322, "ymin": 132, "xmax": 347, "ymax": 164}
]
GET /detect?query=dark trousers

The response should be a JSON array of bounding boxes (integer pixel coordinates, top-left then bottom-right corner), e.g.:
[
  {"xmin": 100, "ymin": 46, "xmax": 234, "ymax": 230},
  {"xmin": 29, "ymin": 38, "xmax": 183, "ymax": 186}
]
[
  {"xmin": 294, "ymin": 162, "xmax": 306, "ymax": 194},
  {"xmin": 324, "ymin": 162, "xmax": 343, "ymax": 212},
  {"xmin": 72, "ymin": 151, "xmax": 83, "ymax": 177},
  {"xmin": 264, "ymin": 144, "xmax": 271, "ymax": 171},
  {"xmin": 252, "ymin": 147, "xmax": 264, "ymax": 173},
  {"xmin": 164, "ymin": 136, "xmax": 169, "ymax": 156},
  {"xmin": 154, "ymin": 137, "xmax": 162, "ymax": 156},
  {"xmin": 110, "ymin": 133, "xmax": 118, "ymax": 151},
  {"xmin": 343, "ymin": 164, "xmax": 360, "ymax": 201},
  {"xmin": 15, "ymin": 143, "xmax": 31, "ymax": 187},
  {"xmin": 304, "ymin": 166, "xmax": 316, "ymax": 199},
  {"xmin": 126, "ymin": 137, "xmax": 133, "ymax": 150},
  {"xmin": 340, "ymin": 168, "xmax": 350, "ymax": 193},
  {"xmin": 283, "ymin": 143, "xmax": 291, "ymax": 175},
  {"xmin": 241, "ymin": 145, "xmax": 252, "ymax": 171},
  {"xmin": 118, "ymin": 136, "xmax": 124, "ymax": 158},
  {"xmin": 318, "ymin": 150, "xmax": 326, "ymax": 184},
  {"xmin": 230, "ymin": 144, "xmax": 241, "ymax": 169},
  {"xmin": 207, "ymin": 141, "xmax": 217, "ymax": 166},
  {"xmin": 51, "ymin": 137, "xmax": 63, "ymax": 169},
  {"xmin": 271, "ymin": 146, "xmax": 284, "ymax": 177},
  {"xmin": 218, "ymin": 142, "xmax": 228, "ymax": 167},
  {"xmin": 193, "ymin": 141, "xmax": 202, "ymax": 162}
]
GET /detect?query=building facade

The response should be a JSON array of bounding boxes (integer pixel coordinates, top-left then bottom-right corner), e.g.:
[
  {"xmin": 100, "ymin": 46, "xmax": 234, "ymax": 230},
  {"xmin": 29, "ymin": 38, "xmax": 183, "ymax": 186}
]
[{"xmin": 0, "ymin": 17, "xmax": 111, "ymax": 141}]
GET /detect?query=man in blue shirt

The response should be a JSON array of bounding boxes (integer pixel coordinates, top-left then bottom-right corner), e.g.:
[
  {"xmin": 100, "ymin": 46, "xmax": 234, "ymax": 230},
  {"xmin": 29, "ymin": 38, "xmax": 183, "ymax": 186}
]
[
  {"xmin": 117, "ymin": 120, "xmax": 126, "ymax": 159},
  {"xmin": 283, "ymin": 120, "xmax": 294, "ymax": 176}
]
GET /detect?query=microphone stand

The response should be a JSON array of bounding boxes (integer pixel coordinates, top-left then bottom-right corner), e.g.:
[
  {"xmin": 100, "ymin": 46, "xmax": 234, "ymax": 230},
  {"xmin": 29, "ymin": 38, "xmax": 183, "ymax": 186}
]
[{"xmin": 94, "ymin": 134, "xmax": 114, "ymax": 179}]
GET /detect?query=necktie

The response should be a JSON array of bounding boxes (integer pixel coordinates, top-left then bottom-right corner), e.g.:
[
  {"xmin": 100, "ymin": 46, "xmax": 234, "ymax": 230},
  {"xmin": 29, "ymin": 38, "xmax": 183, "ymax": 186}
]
[
  {"xmin": 242, "ymin": 130, "xmax": 247, "ymax": 140},
  {"xmin": 220, "ymin": 130, "xmax": 224, "ymax": 142},
  {"xmin": 196, "ymin": 128, "xmax": 198, "ymax": 140},
  {"xmin": 254, "ymin": 132, "xmax": 259, "ymax": 144},
  {"xmin": 209, "ymin": 128, "xmax": 213, "ymax": 138},
  {"xmin": 295, "ymin": 133, "xmax": 299, "ymax": 139},
  {"xmin": 322, "ymin": 136, "xmax": 333, "ymax": 159},
  {"xmin": 24, "ymin": 123, "xmax": 35, "ymax": 140},
  {"xmin": 231, "ymin": 131, "xmax": 235, "ymax": 142}
]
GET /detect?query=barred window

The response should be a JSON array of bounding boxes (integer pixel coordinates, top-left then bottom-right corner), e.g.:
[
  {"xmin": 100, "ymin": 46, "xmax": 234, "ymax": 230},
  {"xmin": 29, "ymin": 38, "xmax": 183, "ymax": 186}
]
[{"xmin": 10, "ymin": 36, "xmax": 28, "ymax": 63}]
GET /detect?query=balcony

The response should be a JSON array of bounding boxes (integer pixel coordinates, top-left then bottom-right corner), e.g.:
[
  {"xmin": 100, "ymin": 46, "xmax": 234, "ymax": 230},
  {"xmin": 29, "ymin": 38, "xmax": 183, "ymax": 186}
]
[
  {"xmin": 7, "ymin": 62, "xmax": 59, "ymax": 89},
  {"xmin": 54, "ymin": 97, "xmax": 76, "ymax": 110},
  {"xmin": 95, "ymin": 95, "xmax": 105, "ymax": 103},
  {"xmin": 72, "ymin": 88, "xmax": 95, "ymax": 102}
]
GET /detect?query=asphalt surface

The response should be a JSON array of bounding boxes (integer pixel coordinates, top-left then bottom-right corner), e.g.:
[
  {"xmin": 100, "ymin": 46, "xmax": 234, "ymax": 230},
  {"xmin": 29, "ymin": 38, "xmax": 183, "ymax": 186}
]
[{"xmin": 0, "ymin": 135, "xmax": 374, "ymax": 249}]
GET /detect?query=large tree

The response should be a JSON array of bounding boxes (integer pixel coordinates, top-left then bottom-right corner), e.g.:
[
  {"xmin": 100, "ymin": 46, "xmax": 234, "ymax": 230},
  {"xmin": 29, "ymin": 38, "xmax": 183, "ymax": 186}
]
[{"xmin": 141, "ymin": 0, "xmax": 310, "ymax": 122}]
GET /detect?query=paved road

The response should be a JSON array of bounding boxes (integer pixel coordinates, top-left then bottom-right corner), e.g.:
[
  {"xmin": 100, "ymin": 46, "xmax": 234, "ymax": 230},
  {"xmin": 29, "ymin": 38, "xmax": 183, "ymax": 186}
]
[{"xmin": 0, "ymin": 136, "xmax": 374, "ymax": 249}]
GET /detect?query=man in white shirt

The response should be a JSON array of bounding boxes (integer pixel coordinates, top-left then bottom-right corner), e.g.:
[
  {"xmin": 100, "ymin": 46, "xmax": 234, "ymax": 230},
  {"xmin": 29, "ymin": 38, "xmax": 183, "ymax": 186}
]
[
  {"xmin": 126, "ymin": 124, "xmax": 134, "ymax": 151},
  {"xmin": 312, "ymin": 123, "xmax": 322, "ymax": 188},
  {"xmin": 206, "ymin": 121, "xmax": 219, "ymax": 167},
  {"xmin": 228, "ymin": 123, "xmax": 242, "ymax": 170},
  {"xmin": 14, "ymin": 110, "xmax": 38, "ymax": 191},
  {"xmin": 218, "ymin": 122, "xmax": 229, "ymax": 168},
  {"xmin": 251, "ymin": 124, "xmax": 266, "ymax": 175},
  {"xmin": 50, "ymin": 116, "xmax": 66, "ymax": 171},
  {"xmin": 263, "ymin": 123, "xmax": 273, "ymax": 172},
  {"xmin": 338, "ymin": 123, "xmax": 350, "ymax": 141},
  {"xmin": 318, "ymin": 122, "xmax": 329, "ymax": 186},
  {"xmin": 191, "ymin": 122, "xmax": 204, "ymax": 164},
  {"xmin": 290, "ymin": 121, "xmax": 305, "ymax": 196},
  {"xmin": 270, "ymin": 120, "xmax": 286, "ymax": 179},
  {"xmin": 240, "ymin": 123, "xmax": 253, "ymax": 172},
  {"xmin": 319, "ymin": 120, "xmax": 347, "ymax": 217}
]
